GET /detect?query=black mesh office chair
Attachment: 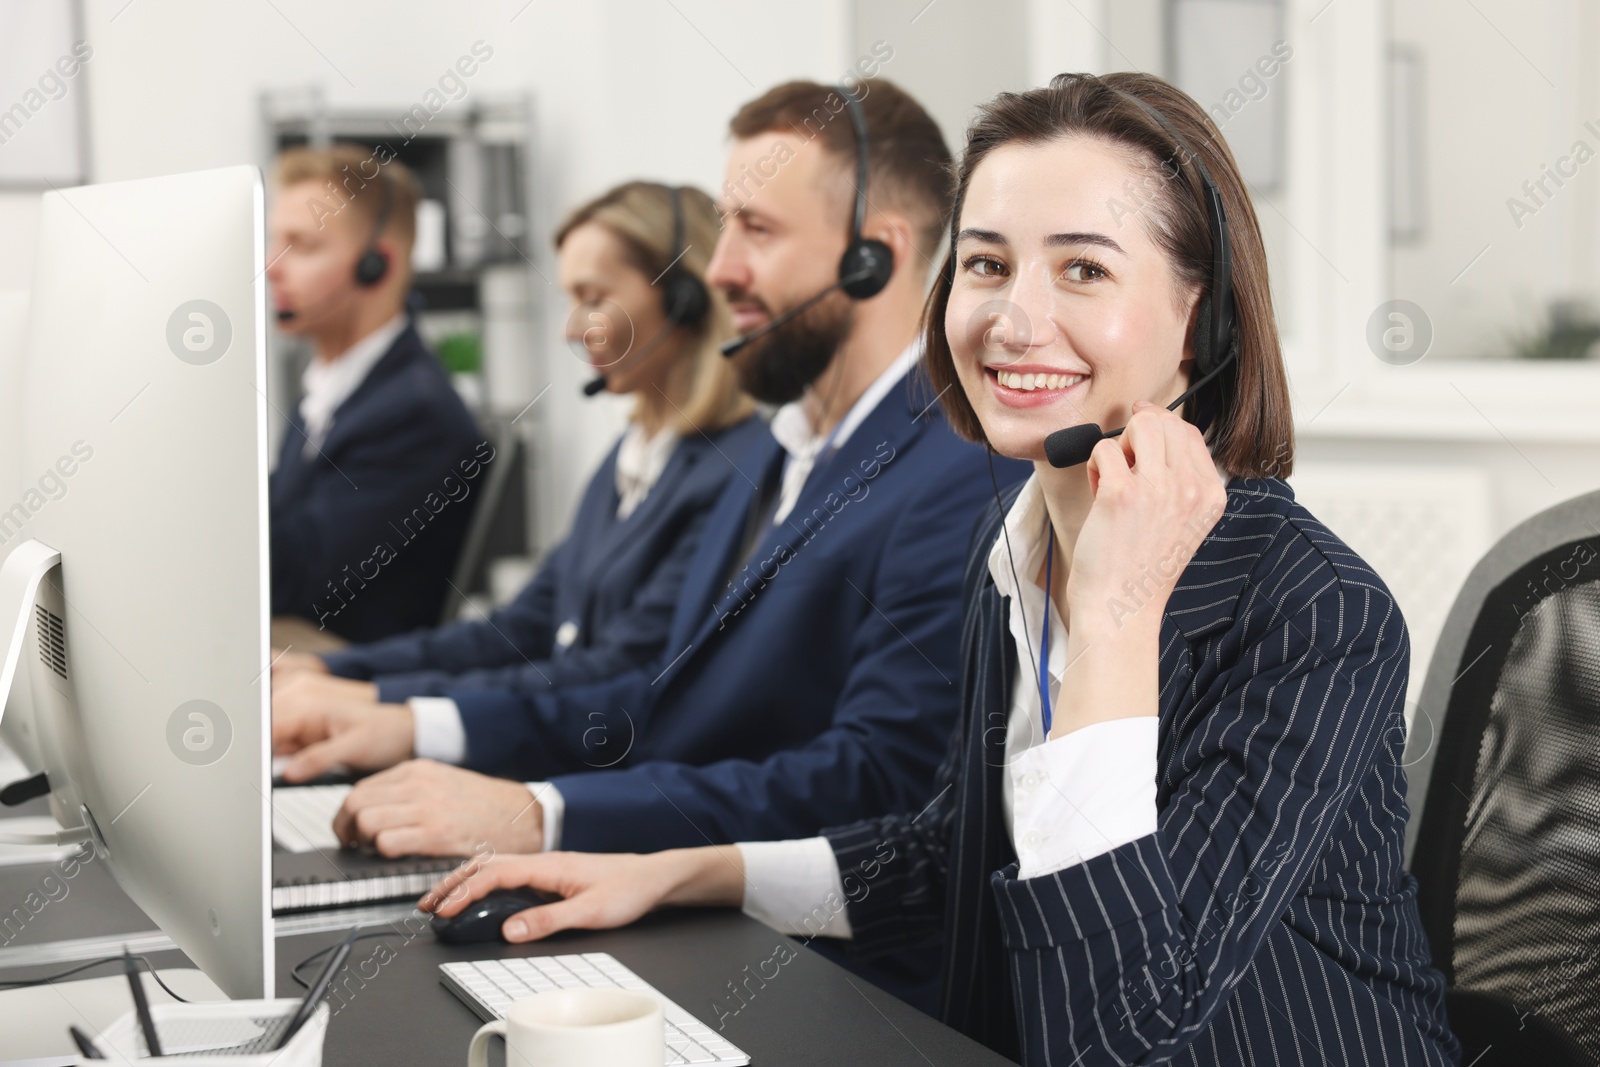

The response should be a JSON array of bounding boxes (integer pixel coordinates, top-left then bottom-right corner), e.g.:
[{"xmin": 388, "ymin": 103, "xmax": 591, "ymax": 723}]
[
  {"xmin": 437, "ymin": 414, "xmax": 527, "ymax": 624},
  {"xmin": 1405, "ymin": 490, "xmax": 1600, "ymax": 1066}
]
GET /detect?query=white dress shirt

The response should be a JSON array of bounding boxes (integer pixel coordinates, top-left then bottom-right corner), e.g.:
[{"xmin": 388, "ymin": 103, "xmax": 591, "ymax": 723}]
[
  {"xmin": 767, "ymin": 342, "xmax": 919, "ymax": 524},
  {"xmin": 738, "ymin": 471, "xmax": 1181, "ymax": 937},
  {"xmin": 297, "ymin": 313, "xmax": 408, "ymax": 455},
  {"xmin": 614, "ymin": 423, "xmax": 681, "ymax": 521}
]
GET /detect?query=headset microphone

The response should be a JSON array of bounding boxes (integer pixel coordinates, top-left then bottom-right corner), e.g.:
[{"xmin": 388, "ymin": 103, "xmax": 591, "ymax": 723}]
[
  {"xmin": 718, "ymin": 84, "xmax": 894, "ymax": 359},
  {"xmin": 582, "ymin": 375, "xmax": 608, "ymax": 396},
  {"xmin": 1041, "ymin": 91, "xmax": 1237, "ymax": 469},
  {"xmin": 719, "ymin": 269, "xmax": 872, "ymax": 357},
  {"xmin": 1042, "ymin": 339, "xmax": 1237, "ymax": 467}
]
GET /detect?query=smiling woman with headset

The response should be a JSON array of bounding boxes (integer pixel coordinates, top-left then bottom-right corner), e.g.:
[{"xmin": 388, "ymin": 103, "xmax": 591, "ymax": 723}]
[
  {"xmin": 876, "ymin": 72, "xmax": 1457, "ymax": 1063},
  {"xmin": 419, "ymin": 74, "xmax": 1458, "ymax": 1065},
  {"xmin": 272, "ymin": 182, "xmax": 766, "ymax": 782}
]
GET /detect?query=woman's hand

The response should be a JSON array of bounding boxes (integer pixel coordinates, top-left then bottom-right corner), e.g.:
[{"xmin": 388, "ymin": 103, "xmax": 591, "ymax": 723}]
[
  {"xmin": 1051, "ymin": 401, "xmax": 1226, "ymax": 739},
  {"xmin": 419, "ymin": 848, "xmax": 747, "ymax": 943},
  {"xmin": 1068, "ymin": 401, "xmax": 1227, "ymax": 636}
]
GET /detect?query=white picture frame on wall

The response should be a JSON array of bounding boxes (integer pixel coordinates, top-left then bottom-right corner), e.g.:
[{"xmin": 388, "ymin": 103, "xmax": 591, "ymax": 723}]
[{"xmin": 0, "ymin": 0, "xmax": 89, "ymax": 187}]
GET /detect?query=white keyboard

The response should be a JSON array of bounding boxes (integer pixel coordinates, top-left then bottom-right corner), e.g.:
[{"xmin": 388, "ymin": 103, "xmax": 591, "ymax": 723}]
[
  {"xmin": 270, "ymin": 785, "xmax": 349, "ymax": 853},
  {"xmin": 440, "ymin": 954, "xmax": 750, "ymax": 1066}
]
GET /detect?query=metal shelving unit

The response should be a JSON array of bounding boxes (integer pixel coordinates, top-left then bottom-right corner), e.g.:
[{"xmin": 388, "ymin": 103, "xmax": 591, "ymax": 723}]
[{"xmin": 258, "ymin": 87, "xmax": 543, "ymax": 608}]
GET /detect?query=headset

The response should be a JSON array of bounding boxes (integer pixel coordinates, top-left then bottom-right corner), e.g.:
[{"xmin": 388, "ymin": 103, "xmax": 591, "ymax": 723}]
[
  {"xmin": 836, "ymin": 87, "xmax": 895, "ymax": 300},
  {"xmin": 1039, "ymin": 89, "xmax": 1238, "ymax": 468},
  {"xmin": 582, "ymin": 184, "xmax": 712, "ymax": 396},
  {"xmin": 659, "ymin": 185, "xmax": 712, "ymax": 326},
  {"xmin": 719, "ymin": 84, "xmax": 895, "ymax": 357},
  {"xmin": 353, "ymin": 164, "xmax": 395, "ymax": 288}
]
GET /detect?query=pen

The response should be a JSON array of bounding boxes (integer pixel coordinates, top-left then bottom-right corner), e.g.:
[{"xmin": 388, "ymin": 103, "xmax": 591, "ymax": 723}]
[
  {"xmin": 68, "ymin": 1024, "xmax": 105, "ymax": 1059},
  {"xmin": 274, "ymin": 928, "xmax": 356, "ymax": 1051},
  {"xmin": 123, "ymin": 948, "xmax": 163, "ymax": 1058}
]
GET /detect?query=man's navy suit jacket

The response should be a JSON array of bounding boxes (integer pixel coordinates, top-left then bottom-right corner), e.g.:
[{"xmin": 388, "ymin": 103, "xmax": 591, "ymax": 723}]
[
  {"xmin": 322, "ymin": 416, "xmax": 770, "ymax": 701},
  {"xmin": 270, "ymin": 323, "xmax": 483, "ymax": 643},
  {"xmin": 445, "ymin": 372, "xmax": 1029, "ymax": 852}
]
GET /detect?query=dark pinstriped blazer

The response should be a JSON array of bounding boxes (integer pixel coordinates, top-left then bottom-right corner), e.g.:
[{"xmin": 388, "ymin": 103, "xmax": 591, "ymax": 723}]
[{"xmin": 823, "ymin": 476, "xmax": 1460, "ymax": 1066}]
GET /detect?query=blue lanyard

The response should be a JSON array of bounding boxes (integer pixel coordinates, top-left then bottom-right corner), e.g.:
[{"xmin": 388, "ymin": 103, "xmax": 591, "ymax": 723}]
[{"xmin": 1039, "ymin": 534, "xmax": 1054, "ymax": 736}]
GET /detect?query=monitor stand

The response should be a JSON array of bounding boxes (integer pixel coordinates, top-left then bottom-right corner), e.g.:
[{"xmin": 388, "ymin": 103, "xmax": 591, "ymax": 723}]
[
  {"xmin": 0, "ymin": 539, "xmax": 60, "ymax": 736},
  {"xmin": 0, "ymin": 540, "xmax": 89, "ymax": 848}
]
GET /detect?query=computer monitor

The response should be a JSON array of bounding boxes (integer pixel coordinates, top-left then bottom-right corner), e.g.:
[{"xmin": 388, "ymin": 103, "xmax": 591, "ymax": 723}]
[{"xmin": 0, "ymin": 167, "xmax": 272, "ymax": 999}]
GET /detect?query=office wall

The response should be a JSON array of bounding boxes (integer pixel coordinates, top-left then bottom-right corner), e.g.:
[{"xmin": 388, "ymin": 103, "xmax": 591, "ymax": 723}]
[
  {"xmin": 850, "ymin": 0, "xmax": 1031, "ymax": 155},
  {"xmin": 1390, "ymin": 0, "xmax": 1600, "ymax": 361}
]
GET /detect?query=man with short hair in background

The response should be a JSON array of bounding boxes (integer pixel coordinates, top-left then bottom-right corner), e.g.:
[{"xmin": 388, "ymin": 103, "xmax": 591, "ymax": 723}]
[{"xmin": 267, "ymin": 146, "xmax": 483, "ymax": 646}]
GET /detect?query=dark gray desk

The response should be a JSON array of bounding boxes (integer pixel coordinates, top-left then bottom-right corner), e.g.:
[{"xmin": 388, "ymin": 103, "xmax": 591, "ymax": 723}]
[
  {"xmin": 0, "ymin": 840, "xmax": 1013, "ymax": 1065},
  {"xmin": 277, "ymin": 908, "xmax": 1013, "ymax": 1065}
]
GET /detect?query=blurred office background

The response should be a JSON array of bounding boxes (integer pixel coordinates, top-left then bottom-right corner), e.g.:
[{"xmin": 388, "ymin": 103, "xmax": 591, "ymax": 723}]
[{"xmin": 2, "ymin": 0, "xmax": 1597, "ymax": 701}]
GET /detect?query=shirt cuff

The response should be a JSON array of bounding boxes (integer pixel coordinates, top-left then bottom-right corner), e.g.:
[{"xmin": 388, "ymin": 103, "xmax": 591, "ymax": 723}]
[
  {"xmin": 408, "ymin": 697, "xmax": 467, "ymax": 764},
  {"xmin": 736, "ymin": 837, "xmax": 853, "ymax": 939},
  {"xmin": 1010, "ymin": 716, "xmax": 1159, "ymax": 880},
  {"xmin": 526, "ymin": 782, "xmax": 564, "ymax": 852}
]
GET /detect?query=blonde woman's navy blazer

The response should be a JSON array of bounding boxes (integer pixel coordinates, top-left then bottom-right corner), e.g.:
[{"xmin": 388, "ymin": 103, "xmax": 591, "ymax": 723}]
[{"xmin": 325, "ymin": 415, "xmax": 769, "ymax": 700}]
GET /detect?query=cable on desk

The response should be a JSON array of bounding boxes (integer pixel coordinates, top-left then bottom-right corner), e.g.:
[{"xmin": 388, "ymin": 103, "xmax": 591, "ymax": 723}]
[
  {"xmin": 288, "ymin": 927, "xmax": 408, "ymax": 989},
  {"xmin": 0, "ymin": 953, "xmax": 191, "ymax": 1002}
]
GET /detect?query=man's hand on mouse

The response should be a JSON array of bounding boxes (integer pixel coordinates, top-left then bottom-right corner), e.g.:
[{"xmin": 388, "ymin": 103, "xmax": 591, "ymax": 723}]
[
  {"xmin": 332, "ymin": 760, "xmax": 545, "ymax": 857},
  {"xmin": 419, "ymin": 848, "xmax": 748, "ymax": 944}
]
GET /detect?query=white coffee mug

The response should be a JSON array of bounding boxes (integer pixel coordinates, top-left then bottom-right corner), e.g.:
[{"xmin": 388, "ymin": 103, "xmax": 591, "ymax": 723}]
[{"xmin": 467, "ymin": 988, "xmax": 664, "ymax": 1067}]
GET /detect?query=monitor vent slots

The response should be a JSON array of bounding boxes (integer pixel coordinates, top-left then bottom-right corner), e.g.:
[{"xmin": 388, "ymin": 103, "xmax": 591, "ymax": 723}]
[{"xmin": 35, "ymin": 604, "xmax": 67, "ymax": 680}]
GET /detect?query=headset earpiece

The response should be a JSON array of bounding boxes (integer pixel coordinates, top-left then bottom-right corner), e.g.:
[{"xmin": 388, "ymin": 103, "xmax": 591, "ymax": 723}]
[
  {"xmin": 661, "ymin": 272, "xmax": 710, "ymax": 325},
  {"xmin": 1190, "ymin": 289, "xmax": 1238, "ymax": 378},
  {"xmin": 354, "ymin": 248, "xmax": 389, "ymax": 288},
  {"xmin": 839, "ymin": 237, "xmax": 893, "ymax": 299},
  {"xmin": 660, "ymin": 186, "xmax": 711, "ymax": 326},
  {"xmin": 1192, "ymin": 292, "xmax": 1215, "ymax": 377}
]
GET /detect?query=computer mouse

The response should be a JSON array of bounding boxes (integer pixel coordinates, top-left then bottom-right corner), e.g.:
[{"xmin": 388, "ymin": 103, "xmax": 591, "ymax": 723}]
[{"xmin": 431, "ymin": 888, "xmax": 557, "ymax": 945}]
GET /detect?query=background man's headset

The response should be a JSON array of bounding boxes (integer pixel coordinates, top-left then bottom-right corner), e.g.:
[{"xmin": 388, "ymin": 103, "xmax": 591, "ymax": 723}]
[
  {"xmin": 583, "ymin": 184, "xmax": 712, "ymax": 396},
  {"xmin": 719, "ymin": 84, "xmax": 895, "ymax": 358},
  {"xmin": 986, "ymin": 86, "xmax": 1242, "ymax": 733},
  {"xmin": 275, "ymin": 163, "xmax": 395, "ymax": 323},
  {"xmin": 1039, "ymin": 90, "xmax": 1238, "ymax": 468},
  {"xmin": 353, "ymin": 165, "xmax": 394, "ymax": 287}
]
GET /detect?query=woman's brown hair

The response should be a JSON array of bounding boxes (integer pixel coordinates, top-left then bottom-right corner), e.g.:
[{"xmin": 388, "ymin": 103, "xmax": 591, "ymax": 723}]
[
  {"xmin": 923, "ymin": 71, "xmax": 1293, "ymax": 478},
  {"xmin": 555, "ymin": 181, "xmax": 753, "ymax": 434}
]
